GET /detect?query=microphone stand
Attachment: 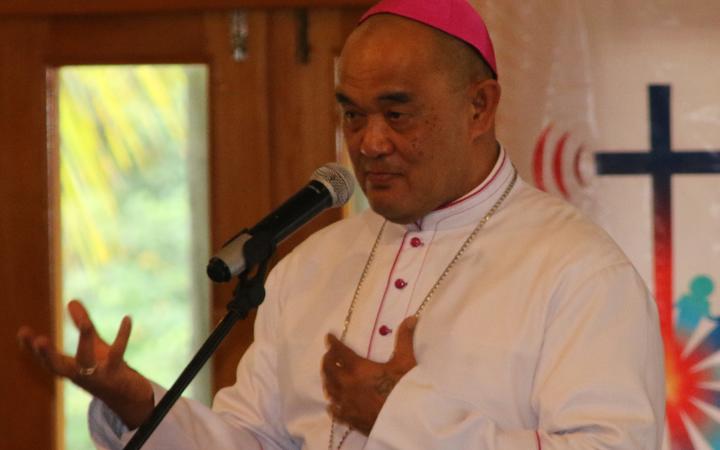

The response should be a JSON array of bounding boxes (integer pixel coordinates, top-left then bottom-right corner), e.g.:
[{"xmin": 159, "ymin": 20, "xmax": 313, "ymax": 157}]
[{"xmin": 123, "ymin": 232, "xmax": 276, "ymax": 450}]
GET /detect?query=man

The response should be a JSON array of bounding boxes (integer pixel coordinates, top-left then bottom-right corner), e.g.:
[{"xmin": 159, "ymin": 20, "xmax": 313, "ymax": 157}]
[{"xmin": 18, "ymin": 0, "xmax": 665, "ymax": 448}]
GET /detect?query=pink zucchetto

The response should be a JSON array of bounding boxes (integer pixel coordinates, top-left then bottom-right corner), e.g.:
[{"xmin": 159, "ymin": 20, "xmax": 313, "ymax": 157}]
[{"xmin": 360, "ymin": 0, "xmax": 498, "ymax": 78}]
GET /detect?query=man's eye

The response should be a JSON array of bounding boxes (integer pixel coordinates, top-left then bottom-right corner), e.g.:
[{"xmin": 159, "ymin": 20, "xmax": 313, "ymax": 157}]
[
  {"xmin": 386, "ymin": 111, "xmax": 403, "ymax": 121},
  {"xmin": 342, "ymin": 110, "xmax": 365, "ymax": 131}
]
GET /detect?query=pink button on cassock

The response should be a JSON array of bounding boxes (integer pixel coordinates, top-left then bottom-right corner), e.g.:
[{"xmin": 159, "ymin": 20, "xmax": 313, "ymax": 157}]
[
  {"xmin": 379, "ymin": 325, "xmax": 392, "ymax": 336},
  {"xmin": 410, "ymin": 237, "xmax": 423, "ymax": 247},
  {"xmin": 394, "ymin": 279, "xmax": 407, "ymax": 289}
]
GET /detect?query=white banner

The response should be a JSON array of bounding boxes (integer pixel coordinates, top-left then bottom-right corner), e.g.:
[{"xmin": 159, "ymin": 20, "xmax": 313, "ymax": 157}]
[{"xmin": 476, "ymin": 1, "xmax": 720, "ymax": 448}]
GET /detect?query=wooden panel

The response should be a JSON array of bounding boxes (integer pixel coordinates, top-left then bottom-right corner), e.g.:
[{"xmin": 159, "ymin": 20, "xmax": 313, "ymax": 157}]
[
  {"xmin": 0, "ymin": 18, "xmax": 57, "ymax": 450},
  {"xmin": 0, "ymin": 0, "xmax": 374, "ymax": 17},
  {"xmin": 202, "ymin": 11, "xmax": 275, "ymax": 391},
  {"xmin": 46, "ymin": 14, "xmax": 209, "ymax": 65},
  {"xmin": 267, "ymin": 8, "xmax": 363, "ymax": 258},
  {"xmin": 2, "ymin": 11, "xmax": 273, "ymax": 446},
  {"xmin": 207, "ymin": 7, "xmax": 363, "ymax": 390}
]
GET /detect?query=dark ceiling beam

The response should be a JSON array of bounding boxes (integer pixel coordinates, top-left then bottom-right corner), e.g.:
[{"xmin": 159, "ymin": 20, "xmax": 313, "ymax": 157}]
[{"xmin": 0, "ymin": 0, "xmax": 374, "ymax": 17}]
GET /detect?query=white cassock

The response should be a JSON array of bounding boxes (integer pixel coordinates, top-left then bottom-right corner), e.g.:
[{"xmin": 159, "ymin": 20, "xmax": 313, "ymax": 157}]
[{"xmin": 90, "ymin": 148, "xmax": 665, "ymax": 450}]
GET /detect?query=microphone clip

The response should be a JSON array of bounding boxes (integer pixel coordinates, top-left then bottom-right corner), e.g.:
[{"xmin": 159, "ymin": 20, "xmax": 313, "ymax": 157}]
[{"xmin": 242, "ymin": 230, "xmax": 277, "ymax": 272}]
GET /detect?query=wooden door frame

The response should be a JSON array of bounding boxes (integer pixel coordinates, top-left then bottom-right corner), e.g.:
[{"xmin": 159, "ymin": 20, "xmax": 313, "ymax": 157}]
[
  {"xmin": 2, "ymin": 7, "xmax": 363, "ymax": 449},
  {"xmin": 2, "ymin": 11, "xmax": 274, "ymax": 449}
]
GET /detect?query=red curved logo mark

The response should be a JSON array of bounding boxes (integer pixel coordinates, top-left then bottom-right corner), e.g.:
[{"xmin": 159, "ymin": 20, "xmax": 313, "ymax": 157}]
[{"xmin": 533, "ymin": 124, "xmax": 587, "ymax": 199}]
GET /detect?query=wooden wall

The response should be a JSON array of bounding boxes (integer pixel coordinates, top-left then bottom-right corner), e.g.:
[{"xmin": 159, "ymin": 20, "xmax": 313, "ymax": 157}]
[{"xmin": 1, "ymin": 4, "xmax": 366, "ymax": 449}]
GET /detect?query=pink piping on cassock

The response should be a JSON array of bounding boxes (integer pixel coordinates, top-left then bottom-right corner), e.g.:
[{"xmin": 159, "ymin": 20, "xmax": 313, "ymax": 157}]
[
  {"xmin": 366, "ymin": 232, "xmax": 409, "ymax": 357},
  {"xmin": 365, "ymin": 149, "xmax": 508, "ymax": 355},
  {"xmin": 437, "ymin": 150, "xmax": 508, "ymax": 210}
]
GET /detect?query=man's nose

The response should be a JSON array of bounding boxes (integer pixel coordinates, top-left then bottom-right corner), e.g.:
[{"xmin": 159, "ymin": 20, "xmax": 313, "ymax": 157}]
[{"xmin": 359, "ymin": 116, "xmax": 393, "ymax": 158}]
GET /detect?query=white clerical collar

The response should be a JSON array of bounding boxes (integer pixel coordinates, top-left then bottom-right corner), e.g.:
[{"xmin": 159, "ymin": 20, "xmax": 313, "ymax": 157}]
[{"xmin": 406, "ymin": 145, "xmax": 515, "ymax": 231}]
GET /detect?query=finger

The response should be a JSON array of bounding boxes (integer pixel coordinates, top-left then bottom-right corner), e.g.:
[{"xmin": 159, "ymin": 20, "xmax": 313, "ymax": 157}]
[
  {"xmin": 325, "ymin": 333, "xmax": 342, "ymax": 350},
  {"xmin": 321, "ymin": 351, "xmax": 343, "ymax": 396},
  {"xmin": 329, "ymin": 402, "xmax": 344, "ymax": 420},
  {"xmin": 322, "ymin": 339, "xmax": 353, "ymax": 371},
  {"xmin": 19, "ymin": 328, "xmax": 78, "ymax": 379},
  {"xmin": 322, "ymin": 367, "xmax": 342, "ymax": 400},
  {"xmin": 325, "ymin": 334, "xmax": 359, "ymax": 371},
  {"xmin": 75, "ymin": 320, "xmax": 97, "ymax": 370},
  {"xmin": 323, "ymin": 376, "xmax": 342, "ymax": 401},
  {"xmin": 107, "ymin": 316, "xmax": 132, "ymax": 369},
  {"xmin": 69, "ymin": 300, "xmax": 110, "ymax": 369},
  {"xmin": 33, "ymin": 336, "xmax": 77, "ymax": 378},
  {"xmin": 68, "ymin": 299, "xmax": 92, "ymax": 331},
  {"xmin": 327, "ymin": 403, "xmax": 345, "ymax": 422},
  {"xmin": 17, "ymin": 326, "xmax": 37, "ymax": 351},
  {"xmin": 321, "ymin": 348, "xmax": 337, "ymax": 374},
  {"xmin": 390, "ymin": 316, "xmax": 418, "ymax": 367},
  {"xmin": 68, "ymin": 300, "xmax": 101, "ymax": 341},
  {"xmin": 323, "ymin": 335, "xmax": 345, "ymax": 371},
  {"xmin": 395, "ymin": 315, "xmax": 418, "ymax": 350}
]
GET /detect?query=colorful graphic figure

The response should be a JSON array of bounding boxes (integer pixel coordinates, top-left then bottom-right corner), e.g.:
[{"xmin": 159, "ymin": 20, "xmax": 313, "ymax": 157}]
[
  {"xmin": 665, "ymin": 275, "xmax": 720, "ymax": 449},
  {"xmin": 676, "ymin": 275, "xmax": 716, "ymax": 342}
]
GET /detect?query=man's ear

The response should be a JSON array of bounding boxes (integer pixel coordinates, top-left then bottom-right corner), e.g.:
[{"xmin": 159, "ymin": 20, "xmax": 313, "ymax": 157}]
[{"xmin": 469, "ymin": 79, "xmax": 501, "ymax": 140}]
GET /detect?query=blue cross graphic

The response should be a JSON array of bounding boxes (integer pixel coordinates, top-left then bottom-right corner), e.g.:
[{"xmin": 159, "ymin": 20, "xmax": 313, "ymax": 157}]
[{"xmin": 595, "ymin": 84, "xmax": 720, "ymax": 340}]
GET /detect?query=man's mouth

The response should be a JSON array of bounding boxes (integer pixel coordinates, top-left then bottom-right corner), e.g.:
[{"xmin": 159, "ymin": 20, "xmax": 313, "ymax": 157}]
[{"xmin": 365, "ymin": 171, "xmax": 399, "ymax": 185}]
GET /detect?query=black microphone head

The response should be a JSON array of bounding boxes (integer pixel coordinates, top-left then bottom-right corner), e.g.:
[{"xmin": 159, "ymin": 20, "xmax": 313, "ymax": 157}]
[
  {"xmin": 206, "ymin": 256, "xmax": 232, "ymax": 283},
  {"xmin": 311, "ymin": 163, "xmax": 355, "ymax": 207}
]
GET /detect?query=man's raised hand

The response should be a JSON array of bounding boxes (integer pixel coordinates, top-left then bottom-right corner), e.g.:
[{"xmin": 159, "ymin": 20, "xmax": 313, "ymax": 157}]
[{"xmin": 17, "ymin": 300, "xmax": 154, "ymax": 429}]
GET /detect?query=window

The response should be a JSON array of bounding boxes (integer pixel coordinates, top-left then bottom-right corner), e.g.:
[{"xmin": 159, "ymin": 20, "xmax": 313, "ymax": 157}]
[{"xmin": 58, "ymin": 65, "xmax": 210, "ymax": 449}]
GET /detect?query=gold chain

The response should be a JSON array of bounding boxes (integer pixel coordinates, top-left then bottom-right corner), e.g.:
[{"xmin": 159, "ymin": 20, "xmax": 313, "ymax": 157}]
[{"xmin": 328, "ymin": 170, "xmax": 518, "ymax": 450}]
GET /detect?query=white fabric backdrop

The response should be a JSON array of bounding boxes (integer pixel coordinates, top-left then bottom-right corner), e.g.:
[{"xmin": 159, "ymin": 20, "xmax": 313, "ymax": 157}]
[{"xmin": 473, "ymin": 1, "xmax": 720, "ymax": 448}]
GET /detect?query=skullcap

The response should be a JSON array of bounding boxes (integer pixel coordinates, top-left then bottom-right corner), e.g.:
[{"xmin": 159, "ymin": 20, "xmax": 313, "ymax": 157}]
[{"xmin": 360, "ymin": 0, "xmax": 498, "ymax": 77}]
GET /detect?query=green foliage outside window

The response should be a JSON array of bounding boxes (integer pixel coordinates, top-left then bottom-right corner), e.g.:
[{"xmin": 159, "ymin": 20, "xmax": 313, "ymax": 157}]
[{"xmin": 59, "ymin": 65, "xmax": 206, "ymax": 450}]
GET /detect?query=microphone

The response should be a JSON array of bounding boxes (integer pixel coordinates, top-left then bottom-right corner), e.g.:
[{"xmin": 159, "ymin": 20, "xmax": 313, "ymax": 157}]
[{"xmin": 206, "ymin": 163, "xmax": 355, "ymax": 283}]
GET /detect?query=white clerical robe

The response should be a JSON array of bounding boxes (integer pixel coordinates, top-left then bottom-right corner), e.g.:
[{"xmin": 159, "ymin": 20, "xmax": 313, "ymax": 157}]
[{"xmin": 89, "ymin": 149, "xmax": 665, "ymax": 449}]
